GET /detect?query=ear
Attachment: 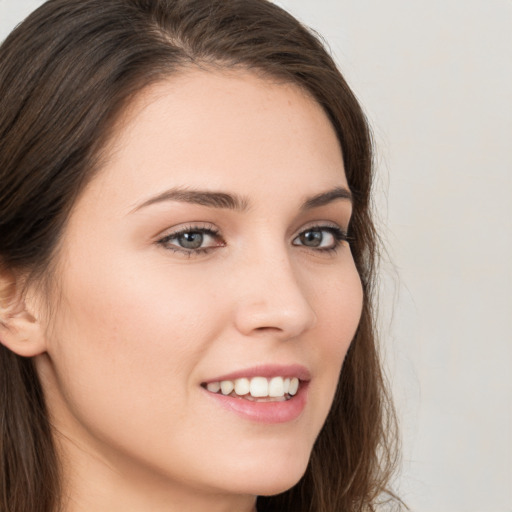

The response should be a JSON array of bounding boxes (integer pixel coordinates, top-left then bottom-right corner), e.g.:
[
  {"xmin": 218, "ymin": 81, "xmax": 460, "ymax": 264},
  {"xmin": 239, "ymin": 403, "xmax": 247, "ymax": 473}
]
[{"xmin": 0, "ymin": 267, "xmax": 47, "ymax": 357}]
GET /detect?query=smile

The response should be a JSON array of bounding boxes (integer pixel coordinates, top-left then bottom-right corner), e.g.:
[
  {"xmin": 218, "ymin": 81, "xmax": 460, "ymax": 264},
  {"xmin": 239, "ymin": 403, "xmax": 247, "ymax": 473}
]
[{"xmin": 204, "ymin": 376, "xmax": 300, "ymax": 402}]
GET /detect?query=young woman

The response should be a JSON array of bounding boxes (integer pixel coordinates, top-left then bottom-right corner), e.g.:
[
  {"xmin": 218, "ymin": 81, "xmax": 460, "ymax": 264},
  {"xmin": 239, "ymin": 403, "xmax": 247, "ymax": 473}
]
[{"xmin": 0, "ymin": 1, "xmax": 399, "ymax": 511}]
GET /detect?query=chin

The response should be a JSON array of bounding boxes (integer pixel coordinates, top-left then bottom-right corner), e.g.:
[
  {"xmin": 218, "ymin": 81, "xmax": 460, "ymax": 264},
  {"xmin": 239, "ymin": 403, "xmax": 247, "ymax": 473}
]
[
  {"xmin": 253, "ymin": 473, "xmax": 305, "ymax": 497},
  {"xmin": 220, "ymin": 448, "xmax": 310, "ymax": 497}
]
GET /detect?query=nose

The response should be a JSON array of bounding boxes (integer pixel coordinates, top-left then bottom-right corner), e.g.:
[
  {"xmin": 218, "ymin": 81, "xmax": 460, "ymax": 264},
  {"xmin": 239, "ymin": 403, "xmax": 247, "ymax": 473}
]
[{"xmin": 232, "ymin": 251, "xmax": 317, "ymax": 340}]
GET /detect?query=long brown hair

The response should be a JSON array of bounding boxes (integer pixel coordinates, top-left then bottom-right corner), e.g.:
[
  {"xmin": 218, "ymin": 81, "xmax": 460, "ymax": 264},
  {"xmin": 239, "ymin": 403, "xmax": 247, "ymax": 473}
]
[{"xmin": 0, "ymin": 1, "xmax": 399, "ymax": 510}]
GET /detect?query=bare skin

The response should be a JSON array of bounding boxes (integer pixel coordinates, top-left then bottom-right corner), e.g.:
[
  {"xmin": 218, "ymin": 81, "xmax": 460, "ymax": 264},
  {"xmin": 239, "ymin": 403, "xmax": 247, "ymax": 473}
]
[{"xmin": 22, "ymin": 69, "xmax": 363, "ymax": 511}]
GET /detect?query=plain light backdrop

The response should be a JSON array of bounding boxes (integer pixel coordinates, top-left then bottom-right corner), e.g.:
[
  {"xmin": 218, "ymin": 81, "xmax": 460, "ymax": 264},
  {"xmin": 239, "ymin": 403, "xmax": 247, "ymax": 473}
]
[{"xmin": 1, "ymin": 1, "xmax": 511, "ymax": 511}]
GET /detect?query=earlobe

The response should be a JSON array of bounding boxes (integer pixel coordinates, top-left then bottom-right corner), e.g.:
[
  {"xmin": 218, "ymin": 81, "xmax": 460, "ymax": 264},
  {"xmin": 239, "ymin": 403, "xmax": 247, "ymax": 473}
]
[{"xmin": 0, "ymin": 268, "xmax": 47, "ymax": 357}]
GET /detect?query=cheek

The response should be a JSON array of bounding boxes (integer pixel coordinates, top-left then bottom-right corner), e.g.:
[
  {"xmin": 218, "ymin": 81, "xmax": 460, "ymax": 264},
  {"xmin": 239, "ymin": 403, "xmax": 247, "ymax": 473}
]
[
  {"xmin": 45, "ymin": 248, "xmax": 222, "ymax": 426},
  {"xmin": 41, "ymin": 253, "xmax": 231, "ymax": 480},
  {"xmin": 52, "ymin": 258, "xmax": 213, "ymax": 376},
  {"xmin": 308, "ymin": 259, "xmax": 363, "ymax": 406},
  {"xmin": 312, "ymin": 255, "xmax": 363, "ymax": 346}
]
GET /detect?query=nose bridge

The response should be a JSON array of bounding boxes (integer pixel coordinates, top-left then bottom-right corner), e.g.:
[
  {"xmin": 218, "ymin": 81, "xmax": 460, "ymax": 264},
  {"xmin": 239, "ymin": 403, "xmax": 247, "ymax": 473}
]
[{"xmin": 232, "ymin": 242, "xmax": 317, "ymax": 338}]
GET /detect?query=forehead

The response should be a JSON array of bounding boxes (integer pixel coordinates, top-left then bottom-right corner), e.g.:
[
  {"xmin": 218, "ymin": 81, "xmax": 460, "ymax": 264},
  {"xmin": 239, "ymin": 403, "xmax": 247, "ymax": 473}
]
[{"xmin": 80, "ymin": 68, "xmax": 347, "ymax": 214}]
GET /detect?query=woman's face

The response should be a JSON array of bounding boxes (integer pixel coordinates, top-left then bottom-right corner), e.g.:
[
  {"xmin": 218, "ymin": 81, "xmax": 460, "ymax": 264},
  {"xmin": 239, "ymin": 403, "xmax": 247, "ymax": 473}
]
[{"xmin": 36, "ymin": 69, "xmax": 363, "ymax": 508}]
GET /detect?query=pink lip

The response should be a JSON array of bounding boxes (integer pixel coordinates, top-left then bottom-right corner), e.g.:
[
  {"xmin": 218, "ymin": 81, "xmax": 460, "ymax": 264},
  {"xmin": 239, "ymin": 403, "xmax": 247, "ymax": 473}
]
[
  {"xmin": 201, "ymin": 364, "xmax": 310, "ymax": 424},
  {"xmin": 202, "ymin": 364, "xmax": 311, "ymax": 384},
  {"xmin": 203, "ymin": 383, "xmax": 309, "ymax": 424}
]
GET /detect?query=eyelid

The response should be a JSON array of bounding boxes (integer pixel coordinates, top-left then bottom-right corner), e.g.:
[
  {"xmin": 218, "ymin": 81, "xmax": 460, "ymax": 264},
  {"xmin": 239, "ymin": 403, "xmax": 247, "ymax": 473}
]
[
  {"xmin": 156, "ymin": 222, "xmax": 218, "ymax": 240},
  {"xmin": 154, "ymin": 220, "xmax": 352, "ymax": 258},
  {"xmin": 298, "ymin": 219, "xmax": 341, "ymax": 229},
  {"xmin": 156, "ymin": 222, "xmax": 224, "ymax": 255},
  {"xmin": 292, "ymin": 222, "xmax": 352, "ymax": 252},
  {"xmin": 293, "ymin": 221, "xmax": 349, "ymax": 239}
]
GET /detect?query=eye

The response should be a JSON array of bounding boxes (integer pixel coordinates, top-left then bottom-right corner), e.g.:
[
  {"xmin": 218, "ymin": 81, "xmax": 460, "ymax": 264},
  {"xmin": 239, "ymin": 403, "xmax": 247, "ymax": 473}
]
[
  {"xmin": 292, "ymin": 225, "xmax": 349, "ymax": 252},
  {"xmin": 157, "ymin": 224, "xmax": 224, "ymax": 254},
  {"xmin": 174, "ymin": 231, "xmax": 207, "ymax": 250}
]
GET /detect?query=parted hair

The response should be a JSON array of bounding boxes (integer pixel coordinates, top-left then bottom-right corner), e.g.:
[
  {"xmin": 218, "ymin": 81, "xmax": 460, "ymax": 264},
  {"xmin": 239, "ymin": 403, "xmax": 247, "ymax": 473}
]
[{"xmin": 0, "ymin": 1, "xmax": 399, "ymax": 511}]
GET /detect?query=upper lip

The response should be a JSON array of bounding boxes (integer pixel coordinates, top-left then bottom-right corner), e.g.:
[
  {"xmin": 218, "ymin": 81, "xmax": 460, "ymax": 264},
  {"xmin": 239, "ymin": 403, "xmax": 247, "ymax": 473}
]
[{"xmin": 201, "ymin": 364, "xmax": 311, "ymax": 384}]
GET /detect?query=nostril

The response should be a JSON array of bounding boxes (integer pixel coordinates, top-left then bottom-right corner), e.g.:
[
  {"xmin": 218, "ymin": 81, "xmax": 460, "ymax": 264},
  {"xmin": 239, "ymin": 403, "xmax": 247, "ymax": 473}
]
[{"xmin": 254, "ymin": 326, "xmax": 283, "ymax": 332}]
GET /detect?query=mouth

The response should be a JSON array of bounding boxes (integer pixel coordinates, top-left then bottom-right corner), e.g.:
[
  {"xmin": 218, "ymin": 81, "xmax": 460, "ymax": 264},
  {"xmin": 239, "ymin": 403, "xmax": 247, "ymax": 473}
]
[
  {"xmin": 201, "ymin": 376, "xmax": 301, "ymax": 402},
  {"xmin": 201, "ymin": 365, "xmax": 310, "ymax": 423}
]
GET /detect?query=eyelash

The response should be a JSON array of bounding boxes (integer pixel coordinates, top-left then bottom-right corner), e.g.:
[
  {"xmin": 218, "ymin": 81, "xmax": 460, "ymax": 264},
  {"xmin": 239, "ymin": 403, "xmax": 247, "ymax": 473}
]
[
  {"xmin": 157, "ymin": 224, "xmax": 222, "ymax": 257},
  {"xmin": 294, "ymin": 224, "xmax": 352, "ymax": 254},
  {"xmin": 157, "ymin": 223, "xmax": 352, "ymax": 257}
]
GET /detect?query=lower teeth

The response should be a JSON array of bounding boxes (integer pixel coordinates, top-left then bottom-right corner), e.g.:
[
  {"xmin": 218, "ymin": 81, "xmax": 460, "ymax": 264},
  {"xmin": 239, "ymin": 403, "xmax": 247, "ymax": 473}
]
[{"xmin": 224, "ymin": 391, "xmax": 292, "ymax": 402}]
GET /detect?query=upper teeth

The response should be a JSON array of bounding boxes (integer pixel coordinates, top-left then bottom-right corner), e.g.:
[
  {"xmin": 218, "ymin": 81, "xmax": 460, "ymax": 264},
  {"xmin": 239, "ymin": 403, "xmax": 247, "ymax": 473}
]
[{"xmin": 206, "ymin": 376, "xmax": 299, "ymax": 398}]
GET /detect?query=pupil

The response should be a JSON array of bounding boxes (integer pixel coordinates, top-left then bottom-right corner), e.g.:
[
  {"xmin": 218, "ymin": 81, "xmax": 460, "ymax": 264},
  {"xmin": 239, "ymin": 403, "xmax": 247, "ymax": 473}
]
[
  {"xmin": 179, "ymin": 232, "xmax": 204, "ymax": 249},
  {"xmin": 301, "ymin": 230, "xmax": 322, "ymax": 247}
]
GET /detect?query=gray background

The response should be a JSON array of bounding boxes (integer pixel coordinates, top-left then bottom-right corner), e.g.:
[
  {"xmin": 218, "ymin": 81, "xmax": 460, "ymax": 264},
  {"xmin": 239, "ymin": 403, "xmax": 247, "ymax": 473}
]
[{"xmin": 1, "ymin": 1, "xmax": 511, "ymax": 511}]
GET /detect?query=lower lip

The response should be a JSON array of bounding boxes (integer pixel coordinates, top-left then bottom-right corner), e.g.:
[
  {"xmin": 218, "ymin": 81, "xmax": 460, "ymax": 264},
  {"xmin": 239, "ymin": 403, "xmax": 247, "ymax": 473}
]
[{"xmin": 203, "ymin": 383, "xmax": 308, "ymax": 424}]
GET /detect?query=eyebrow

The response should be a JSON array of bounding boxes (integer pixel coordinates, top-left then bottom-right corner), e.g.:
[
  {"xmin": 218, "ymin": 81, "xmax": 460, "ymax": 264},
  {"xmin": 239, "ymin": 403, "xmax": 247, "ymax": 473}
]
[
  {"xmin": 132, "ymin": 187, "xmax": 249, "ymax": 213},
  {"xmin": 131, "ymin": 185, "xmax": 352, "ymax": 213},
  {"xmin": 300, "ymin": 187, "xmax": 353, "ymax": 210}
]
